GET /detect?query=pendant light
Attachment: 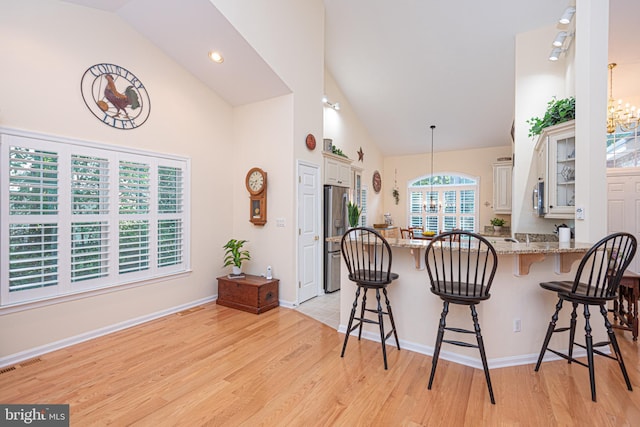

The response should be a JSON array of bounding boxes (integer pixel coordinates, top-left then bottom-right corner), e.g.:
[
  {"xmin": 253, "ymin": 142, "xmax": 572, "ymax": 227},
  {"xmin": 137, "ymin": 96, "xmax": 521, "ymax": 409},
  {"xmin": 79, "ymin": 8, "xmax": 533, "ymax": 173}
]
[{"xmin": 429, "ymin": 125, "xmax": 438, "ymax": 213}]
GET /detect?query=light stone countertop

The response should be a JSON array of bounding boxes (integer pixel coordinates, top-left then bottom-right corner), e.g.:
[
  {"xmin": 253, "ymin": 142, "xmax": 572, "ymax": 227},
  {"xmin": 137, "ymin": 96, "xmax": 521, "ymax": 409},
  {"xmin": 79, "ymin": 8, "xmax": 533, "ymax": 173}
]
[{"xmin": 326, "ymin": 235, "xmax": 593, "ymax": 256}]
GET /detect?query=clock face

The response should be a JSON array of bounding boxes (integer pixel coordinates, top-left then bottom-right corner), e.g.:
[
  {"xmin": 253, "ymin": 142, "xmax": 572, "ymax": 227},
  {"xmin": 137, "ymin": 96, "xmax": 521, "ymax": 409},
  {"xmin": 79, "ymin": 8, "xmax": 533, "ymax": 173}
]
[
  {"xmin": 249, "ymin": 171, "xmax": 264, "ymax": 192},
  {"xmin": 246, "ymin": 167, "xmax": 267, "ymax": 196}
]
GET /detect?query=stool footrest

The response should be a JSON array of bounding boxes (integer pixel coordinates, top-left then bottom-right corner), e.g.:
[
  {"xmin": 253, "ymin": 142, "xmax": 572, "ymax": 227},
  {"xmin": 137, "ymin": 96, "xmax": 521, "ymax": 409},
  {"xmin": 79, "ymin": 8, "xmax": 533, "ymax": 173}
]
[
  {"xmin": 443, "ymin": 339, "xmax": 478, "ymax": 349},
  {"xmin": 445, "ymin": 326, "xmax": 474, "ymax": 334},
  {"xmin": 546, "ymin": 347, "xmax": 589, "ymax": 368}
]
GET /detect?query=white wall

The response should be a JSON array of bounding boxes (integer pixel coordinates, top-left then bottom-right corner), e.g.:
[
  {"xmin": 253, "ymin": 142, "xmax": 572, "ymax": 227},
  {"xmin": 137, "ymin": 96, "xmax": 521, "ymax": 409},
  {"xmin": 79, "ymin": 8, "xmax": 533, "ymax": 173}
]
[
  {"xmin": 0, "ymin": 0, "xmax": 326, "ymax": 359},
  {"xmin": 213, "ymin": 0, "xmax": 325, "ymax": 304},
  {"xmin": 323, "ymin": 71, "xmax": 385, "ymax": 222},
  {"xmin": 232, "ymin": 96, "xmax": 296, "ymax": 301},
  {"xmin": 0, "ymin": 0, "xmax": 235, "ymax": 357}
]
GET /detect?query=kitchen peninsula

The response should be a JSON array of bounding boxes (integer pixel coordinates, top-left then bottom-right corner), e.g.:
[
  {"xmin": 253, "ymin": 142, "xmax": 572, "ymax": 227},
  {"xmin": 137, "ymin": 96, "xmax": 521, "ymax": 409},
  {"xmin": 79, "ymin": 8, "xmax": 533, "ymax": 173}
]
[{"xmin": 327, "ymin": 235, "xmax": 604, "ymax": 368}]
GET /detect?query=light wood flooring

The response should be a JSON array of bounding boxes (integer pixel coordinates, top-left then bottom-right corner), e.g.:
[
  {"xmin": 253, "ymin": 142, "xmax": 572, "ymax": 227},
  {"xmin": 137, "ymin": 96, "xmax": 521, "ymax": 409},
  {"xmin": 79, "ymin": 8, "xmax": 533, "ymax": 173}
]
[{"xmin": 2, "ymin": 302, "xmax": 640, "ymax": 426}]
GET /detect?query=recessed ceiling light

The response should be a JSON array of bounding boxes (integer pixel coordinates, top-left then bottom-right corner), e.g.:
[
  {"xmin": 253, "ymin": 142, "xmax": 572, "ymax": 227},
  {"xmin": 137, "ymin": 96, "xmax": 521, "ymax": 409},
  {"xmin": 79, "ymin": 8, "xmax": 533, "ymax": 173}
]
[{"xmin": 208, "ymin": 51, "xmax": 224, "ymax": 63}]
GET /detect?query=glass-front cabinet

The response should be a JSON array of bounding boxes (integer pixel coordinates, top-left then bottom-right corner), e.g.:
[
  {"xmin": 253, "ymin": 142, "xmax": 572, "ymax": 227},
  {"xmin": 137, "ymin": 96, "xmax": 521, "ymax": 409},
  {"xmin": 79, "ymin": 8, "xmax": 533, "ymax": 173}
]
[{"xmin": 535, "ymin": 120, "xmax": 575, "ymax": 219}]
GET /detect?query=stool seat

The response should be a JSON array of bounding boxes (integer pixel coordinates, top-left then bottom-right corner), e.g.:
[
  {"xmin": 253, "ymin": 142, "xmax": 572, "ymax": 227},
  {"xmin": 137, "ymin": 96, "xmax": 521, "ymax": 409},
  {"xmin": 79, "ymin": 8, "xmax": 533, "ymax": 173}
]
[
  {"xmin": 341, "ymin": 227, "xmax": 400, "ymax": 370},
  {"xmin": 349, "ymin": 270, "xmax": 399, "ymax": 286}
]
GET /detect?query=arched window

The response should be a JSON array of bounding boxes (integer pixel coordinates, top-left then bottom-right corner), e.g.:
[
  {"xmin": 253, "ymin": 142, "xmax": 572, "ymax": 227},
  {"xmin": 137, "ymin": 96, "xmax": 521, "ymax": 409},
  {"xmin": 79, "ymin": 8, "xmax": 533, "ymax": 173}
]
[{"xmin": 407, "ymin": 173, "xmax": 479, "ymax": 233}]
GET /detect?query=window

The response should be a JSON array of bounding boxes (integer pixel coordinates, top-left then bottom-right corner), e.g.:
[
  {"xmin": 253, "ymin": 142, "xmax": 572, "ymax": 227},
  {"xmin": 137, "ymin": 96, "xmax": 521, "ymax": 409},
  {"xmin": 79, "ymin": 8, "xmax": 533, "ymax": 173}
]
[
  {"xmin": 1, "ymin": 130, "xmax": 190, "ymax": 307},
  {"xmin": 408, "ymin": 173, "xmax": 478, "ymax": 233},
  {"xmin": 607, "ymin": 129, "xmax": 640, "ymax": 168},
  {"xmin": 360, "ymin": 186, "xmax": 368, "ymax": 227}
]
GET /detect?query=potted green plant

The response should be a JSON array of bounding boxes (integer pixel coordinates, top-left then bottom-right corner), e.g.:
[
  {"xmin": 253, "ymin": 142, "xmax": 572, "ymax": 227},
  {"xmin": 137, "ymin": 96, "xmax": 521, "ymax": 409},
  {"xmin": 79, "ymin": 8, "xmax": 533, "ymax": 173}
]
[
  {"xmin": 223, "ymin": 239, "xmax": 251, "ymax": 276},
  {"xmin": 347, "ymin": 201, "xmax": 361, "ymax": 228},
  {"xmin": 392, "ymin": 187, "xmax": 400, "ymax": 205},
  {"xmin": 526, "ymin": 96, "xmax": 576, "ymax": 137},
  {"xmin": 490, "ymin": 217, "xmax": 506, "ymax": 232}
]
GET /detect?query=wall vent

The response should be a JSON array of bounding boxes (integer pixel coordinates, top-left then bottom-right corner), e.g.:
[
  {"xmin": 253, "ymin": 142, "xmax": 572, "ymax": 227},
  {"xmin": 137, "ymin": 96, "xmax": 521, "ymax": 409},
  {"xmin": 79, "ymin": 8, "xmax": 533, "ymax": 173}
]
[
  {"xmin": 20, "ymin": 358, "xmax": 42, "ymax": 367},
  {"xmin": 0, "ymin": 365, "xmax": 17, "ymax": 375}
]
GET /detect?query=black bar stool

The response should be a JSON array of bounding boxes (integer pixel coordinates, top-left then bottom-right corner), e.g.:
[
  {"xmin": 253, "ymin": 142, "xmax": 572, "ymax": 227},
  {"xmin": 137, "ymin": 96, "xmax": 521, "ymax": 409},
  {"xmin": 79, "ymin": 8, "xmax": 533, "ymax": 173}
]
[
  {"xmin": 340, "ymin": 227, "xmax": 400, "ymax": 369},
  {"xmin": 424, "ymin": 231, "xmax": 498, "ymax": 404},
  {"xmin": 534, "ymin": 232, "xmax": 637, "ymax": 402}
]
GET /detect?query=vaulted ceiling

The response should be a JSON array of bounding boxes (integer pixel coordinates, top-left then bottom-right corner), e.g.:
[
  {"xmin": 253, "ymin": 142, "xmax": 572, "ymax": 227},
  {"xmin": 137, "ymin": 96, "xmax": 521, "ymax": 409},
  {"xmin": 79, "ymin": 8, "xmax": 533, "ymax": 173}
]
[{"xmin": 64, "ymin": 0, "xmax": 639, "ymax": 155}]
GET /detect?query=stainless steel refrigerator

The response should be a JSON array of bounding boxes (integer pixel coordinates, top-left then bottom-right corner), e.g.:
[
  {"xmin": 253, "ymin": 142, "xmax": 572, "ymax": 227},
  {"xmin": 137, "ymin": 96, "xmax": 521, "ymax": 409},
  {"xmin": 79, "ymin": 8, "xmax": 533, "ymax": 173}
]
[{"xmin": 324, "ymin": 185, "xmax": 349, "ymax": 293}]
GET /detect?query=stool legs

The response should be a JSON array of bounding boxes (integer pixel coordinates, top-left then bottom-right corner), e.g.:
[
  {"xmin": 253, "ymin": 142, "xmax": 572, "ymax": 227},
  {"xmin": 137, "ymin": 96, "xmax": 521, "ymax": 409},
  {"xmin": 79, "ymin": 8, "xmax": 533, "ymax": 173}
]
[
  {"xmin": 341, "ymin": 286, "xmax": 361, "ymax": 358},
  {"xmin": 535, "ymin": 297, "xmax": 564, "ymax": 371},
  {"xmin": 472, "ymin": 304, "xmax": 495, "ymax": 404},
  {"xmin": 535, "ymin": 299, "xmax": 633, "ymax": 402},
  {"xmin": 341, "ymin": 285, "xmax": 399, "ymax": 370},
  {"xmin": 568, "ymin": 302, "xmax": 578, "ymax": 362},
  {"xmin": 428, "ymin": 302, "xmax": 495, "ymax": 404},
  {"xmin": 428, "ymin": 301, "xmax": 448, "ymax": 390},
  {"xmin": 383, "ymin": 288, "xmax": 400, "ymax": 351},
  {"xmin": 584, "ymin": 304, "xmax": 596, "ymax": 401},
  {"xmin": 600, "ymin": 305, "xmax": 632, "ymax": 392}
]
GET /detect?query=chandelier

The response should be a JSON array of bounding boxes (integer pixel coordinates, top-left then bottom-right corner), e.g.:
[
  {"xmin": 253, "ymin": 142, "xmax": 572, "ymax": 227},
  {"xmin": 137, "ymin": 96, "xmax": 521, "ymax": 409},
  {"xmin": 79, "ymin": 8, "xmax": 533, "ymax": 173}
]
[{"xmin": 607, "ymin": 63, "xmax": 640, "ymax": 134}]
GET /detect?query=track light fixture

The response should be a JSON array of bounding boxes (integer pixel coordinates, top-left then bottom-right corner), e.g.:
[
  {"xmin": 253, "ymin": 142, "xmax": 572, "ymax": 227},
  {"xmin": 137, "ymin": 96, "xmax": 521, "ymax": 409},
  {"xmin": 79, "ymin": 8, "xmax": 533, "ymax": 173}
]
[
  {"xmin": 549, "ymin": 47, "xmax": 564, "ymax": 62},
  {"xmin": 322, "ymin": 95, "xmax": 340, "ymax": 111},
  {"xmin": 559, "ymin": 6, "xmax": 576, "ymax": 25},
  {"xmin": 552, "ymin": 31, "xmax": 568, "ymax": 47}
]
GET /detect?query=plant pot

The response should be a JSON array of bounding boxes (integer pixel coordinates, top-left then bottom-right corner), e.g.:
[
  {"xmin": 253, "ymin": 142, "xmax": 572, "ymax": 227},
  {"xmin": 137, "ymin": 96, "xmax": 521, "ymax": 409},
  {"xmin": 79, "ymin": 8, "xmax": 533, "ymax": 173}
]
[
  {"xmin": 232, "ymin": 266, "xmax": 242, "ymax": 275},
  {"xmin": 493, "ymin": 226, "xmax": 503, "ymax": 232}
]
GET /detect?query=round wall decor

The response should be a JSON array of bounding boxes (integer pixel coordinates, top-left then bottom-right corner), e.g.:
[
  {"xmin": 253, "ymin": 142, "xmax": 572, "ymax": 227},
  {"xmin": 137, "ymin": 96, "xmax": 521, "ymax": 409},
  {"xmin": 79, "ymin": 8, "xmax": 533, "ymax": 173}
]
[
  {"xmin": 305, "ymin": 133, "xmax": 316, "ymax": 150},
  {"xmin": 372, "ymin": 170, "xmax": 382, "ymax": 193},
  {"xmin": 81, "ymin": 63, "xmax": 151, "ymax": 129}
]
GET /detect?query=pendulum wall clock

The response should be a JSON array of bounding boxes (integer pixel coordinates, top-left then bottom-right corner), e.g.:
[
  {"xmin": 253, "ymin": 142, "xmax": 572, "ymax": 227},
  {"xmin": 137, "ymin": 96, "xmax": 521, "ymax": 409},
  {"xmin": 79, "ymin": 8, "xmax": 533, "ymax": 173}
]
[{"xmin": 245, "ymin": 167, "xmax": 267, "ymax": 225}]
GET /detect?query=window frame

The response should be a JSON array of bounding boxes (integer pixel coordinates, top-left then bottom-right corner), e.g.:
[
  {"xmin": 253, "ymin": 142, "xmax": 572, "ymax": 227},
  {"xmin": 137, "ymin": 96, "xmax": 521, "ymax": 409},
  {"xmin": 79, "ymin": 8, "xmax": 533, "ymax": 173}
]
[
  {"xmin": 407, "ymin": 172, "xmax": 479, "ymax": 233},
  {"xmin": 0, "ymin": 128, "xmax": 191, "ymax": 310}
]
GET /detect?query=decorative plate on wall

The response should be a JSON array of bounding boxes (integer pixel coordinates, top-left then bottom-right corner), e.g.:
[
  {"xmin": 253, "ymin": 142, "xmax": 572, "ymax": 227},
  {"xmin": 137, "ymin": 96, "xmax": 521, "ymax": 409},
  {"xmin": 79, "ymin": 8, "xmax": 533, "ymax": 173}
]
[
  {"xmin": 372, "ymin": 170, "xmax": 382, "ymax": 193},
  {"xmin": 305, "ymin": 133, "xmax": 316, "ymax": 150},
  {"xmin": 81, "ymin": 63, "xmax": 151, "ymax": 129}
]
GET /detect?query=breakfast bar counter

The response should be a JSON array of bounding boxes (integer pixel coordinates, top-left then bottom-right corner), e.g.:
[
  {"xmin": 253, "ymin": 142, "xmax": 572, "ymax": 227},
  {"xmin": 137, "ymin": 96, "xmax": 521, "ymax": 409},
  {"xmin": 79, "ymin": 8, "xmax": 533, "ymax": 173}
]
[{"xmin": 327, "ymin": 236, "xmax": 604, "ymax": 369}]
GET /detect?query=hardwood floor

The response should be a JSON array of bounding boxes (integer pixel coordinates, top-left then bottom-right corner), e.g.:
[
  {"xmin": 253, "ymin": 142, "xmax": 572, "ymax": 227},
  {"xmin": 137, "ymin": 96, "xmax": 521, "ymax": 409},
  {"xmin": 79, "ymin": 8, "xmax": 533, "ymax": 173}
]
[{"xmin": 2, "ymin": 302, "xmax": 640, "ymax": 426}]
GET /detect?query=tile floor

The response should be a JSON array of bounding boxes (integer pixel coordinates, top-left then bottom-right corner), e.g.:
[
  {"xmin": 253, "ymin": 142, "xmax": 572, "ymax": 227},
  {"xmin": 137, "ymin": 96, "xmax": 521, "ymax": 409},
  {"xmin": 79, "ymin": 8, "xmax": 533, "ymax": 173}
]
[{"xmin": 295, "ymin": 290, "xmax": 340, "ymax": 330}]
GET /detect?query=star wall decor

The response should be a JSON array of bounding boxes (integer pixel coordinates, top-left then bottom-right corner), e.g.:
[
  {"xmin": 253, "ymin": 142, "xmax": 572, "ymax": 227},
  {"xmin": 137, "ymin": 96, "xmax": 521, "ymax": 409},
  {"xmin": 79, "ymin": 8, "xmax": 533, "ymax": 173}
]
[{"xmin": 357, "ymin": 147, "xmax": 364, "ymax": 162}]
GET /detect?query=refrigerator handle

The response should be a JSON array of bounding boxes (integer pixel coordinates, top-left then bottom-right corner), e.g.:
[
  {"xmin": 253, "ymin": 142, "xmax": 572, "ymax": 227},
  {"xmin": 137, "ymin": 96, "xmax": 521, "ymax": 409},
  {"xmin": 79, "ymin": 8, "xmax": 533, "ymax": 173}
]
[{"xmin": 342, "ymin": 192, "xmax": 349, "ymax": 230}]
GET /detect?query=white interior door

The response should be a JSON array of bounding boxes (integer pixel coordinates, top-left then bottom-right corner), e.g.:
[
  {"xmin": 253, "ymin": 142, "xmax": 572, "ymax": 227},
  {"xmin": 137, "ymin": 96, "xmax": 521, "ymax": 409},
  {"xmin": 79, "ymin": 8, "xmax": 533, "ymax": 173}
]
[
  {"xmin": 607, "ymin": 168, "xmax": 640, "ymax": 272},
  {"xmin": 298, "ymin": 161, "xmax": 321, "ymax": 303}
]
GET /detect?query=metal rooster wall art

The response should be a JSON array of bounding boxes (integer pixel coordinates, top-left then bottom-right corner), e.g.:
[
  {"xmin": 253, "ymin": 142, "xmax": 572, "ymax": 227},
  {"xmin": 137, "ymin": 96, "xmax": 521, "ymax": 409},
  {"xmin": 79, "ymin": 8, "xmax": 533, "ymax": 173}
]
[{"xmin": 81, "ymin": 63, "xmax": 151, "ymax": 130}]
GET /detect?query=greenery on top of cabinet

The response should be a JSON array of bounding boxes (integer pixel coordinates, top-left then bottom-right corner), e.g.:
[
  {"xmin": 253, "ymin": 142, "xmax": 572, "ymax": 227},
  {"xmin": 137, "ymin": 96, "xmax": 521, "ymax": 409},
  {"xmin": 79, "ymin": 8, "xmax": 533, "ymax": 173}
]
[{"xmin": 527, "ymin": 97, "xmax": 575, "ymax": 138}]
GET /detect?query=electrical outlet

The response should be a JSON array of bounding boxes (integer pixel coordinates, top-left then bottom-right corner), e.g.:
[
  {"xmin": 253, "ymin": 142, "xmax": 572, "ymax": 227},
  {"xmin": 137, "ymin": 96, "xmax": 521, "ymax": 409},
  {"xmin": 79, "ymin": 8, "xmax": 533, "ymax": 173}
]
[{"xmin": 513, "ymin": 318, "xmax": 521, "ymax": 332}]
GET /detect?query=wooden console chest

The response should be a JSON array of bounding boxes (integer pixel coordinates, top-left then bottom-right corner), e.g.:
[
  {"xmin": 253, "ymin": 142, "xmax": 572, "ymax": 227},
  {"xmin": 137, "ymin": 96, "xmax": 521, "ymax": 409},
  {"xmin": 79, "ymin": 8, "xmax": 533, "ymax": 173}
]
[{"xmin": 217, "ymin": 274, "xmax": 279, "ymax": 314}]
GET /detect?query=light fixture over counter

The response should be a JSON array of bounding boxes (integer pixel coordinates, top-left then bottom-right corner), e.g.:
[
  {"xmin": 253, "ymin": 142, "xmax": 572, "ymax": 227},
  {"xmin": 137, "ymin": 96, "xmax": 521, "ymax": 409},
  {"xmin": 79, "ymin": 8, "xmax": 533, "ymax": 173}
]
[
  {"xmin": 548, "ymin": 4, "xmax": 575, "ymax": 61},
  {"xmin": 607, "ymin": 63, "xmax": 640, "ymax": 134},
  {"xmin": 322, "ymin": 95, "xmax": 340, "ymax": 111}
]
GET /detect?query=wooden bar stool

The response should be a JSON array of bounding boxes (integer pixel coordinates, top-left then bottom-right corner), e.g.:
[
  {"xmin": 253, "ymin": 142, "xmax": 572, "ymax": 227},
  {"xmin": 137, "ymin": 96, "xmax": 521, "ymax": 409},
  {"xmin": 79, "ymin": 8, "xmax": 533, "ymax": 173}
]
[
  {"xmin": 610, "ymin": 270, "xmax": 640, "ymax": 340},
  {"xmin": 534, "ymin": 232, "xmax": 637, "ymax": 402},
  {"xmin": 340, "ymin": 227, "xmax": 400, "ymax": 369},
  {"xmin": 424, "ymin": 231, "xmax": 498, "ymax": 404}
]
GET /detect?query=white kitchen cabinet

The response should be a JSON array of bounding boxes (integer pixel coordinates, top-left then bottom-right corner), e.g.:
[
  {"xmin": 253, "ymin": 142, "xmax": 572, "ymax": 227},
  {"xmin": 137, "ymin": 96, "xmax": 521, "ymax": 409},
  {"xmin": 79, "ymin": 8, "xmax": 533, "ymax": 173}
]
[
  {"xmin": 534, "ymin": 120, "xmax": 575, "ymax": 219},
  {"xmin": 324, "ymin": 152, "xmax": 353, "ymax": 187},
  {"xmin": 492, "ymin": 161, "xmax": 512, "ymax": 213}
]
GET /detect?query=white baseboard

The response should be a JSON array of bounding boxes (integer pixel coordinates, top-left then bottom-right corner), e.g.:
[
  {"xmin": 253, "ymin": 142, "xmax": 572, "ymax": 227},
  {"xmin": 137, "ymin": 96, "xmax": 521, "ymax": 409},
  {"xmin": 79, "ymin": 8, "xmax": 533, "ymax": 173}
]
[
  {"xmin": 0, "ymin": 296, "xmax": 215, "ymax": 369},
  {"xmin": 337, "ymin": 324, "xmax": 611, "ymax": 369}
]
